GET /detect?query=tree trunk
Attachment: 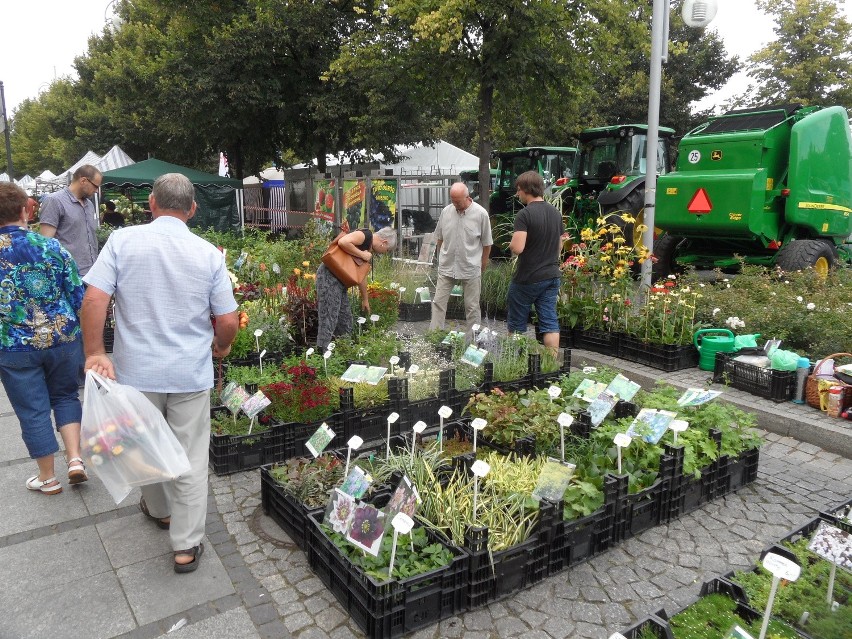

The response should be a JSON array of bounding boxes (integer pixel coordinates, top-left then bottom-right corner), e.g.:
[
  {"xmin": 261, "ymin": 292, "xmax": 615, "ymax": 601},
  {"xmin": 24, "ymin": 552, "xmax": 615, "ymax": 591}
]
[{"xmin": 476, "ymin": 77, "xmax": 494, "ymax": 215}]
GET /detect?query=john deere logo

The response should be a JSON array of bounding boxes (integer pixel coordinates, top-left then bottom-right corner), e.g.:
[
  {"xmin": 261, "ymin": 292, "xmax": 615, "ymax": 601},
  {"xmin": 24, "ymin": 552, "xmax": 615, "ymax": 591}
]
[{"xmin": 711, "ymin": 150, "xmax": 723, "ymax": 161}]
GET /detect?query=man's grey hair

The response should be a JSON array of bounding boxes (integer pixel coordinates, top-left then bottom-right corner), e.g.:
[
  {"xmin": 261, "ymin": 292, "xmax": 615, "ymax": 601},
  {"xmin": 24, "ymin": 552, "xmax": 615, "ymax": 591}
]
[
  {"xmin": 152, "ymin": 173, "xmax": 195, "ymax": 213},
  {"xmin": 375, "ymin": 226, "xmax": 397, "ymax": 251}
]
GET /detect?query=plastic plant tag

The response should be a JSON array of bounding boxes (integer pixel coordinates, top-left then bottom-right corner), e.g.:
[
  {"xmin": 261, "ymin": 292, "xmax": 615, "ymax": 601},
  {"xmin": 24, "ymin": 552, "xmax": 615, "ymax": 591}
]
[
  {"xmin": 557, "ymin": 412, "xmax": 573, "ymax": 461},
  {"xmin": 272, "ymin": 263, "xmax": 280, "ymax": 274},
  {"xmin": 470, "ymin": 459, "xmax": 490, "ymax": 477},
  {"xmin": 341, "ymin": 364, "xmax": 369, "ymax": 383},
  {"xmin": 669, "ymin": 419, "xmax": 689, "ymax": 445},
  {"xmin": 806, "ymin": 521, "xmax": 851, "ymax": 604},
  {"xmin": 340, "ymin": 466, "xmax": 372, "ymax": 498},
  {"xmin": 460, "ymin": 345, "xmax": 488, "ymax": 367},
  {"xmin": 305, "ymin": 422, "xmax": 335, "ymax": 458},
  {"xmin": 253, "ymin": 328, "xmax": 263, "ymax": 349},
  {"xmin": 323, "ymin": 350, "xmax": 332, "ymax": 359},
  {"xmin": 385, "ymin": 475, "xmax": 420, "ymax": 520},
  {"xmin": 758, "ymin": 551, "xmax": 801, "ymax": 639},
  {"xmin": 389, "ymin": 355, "xmax": 400, "ymax": 366},
  {"xmin": 608, "ymin": 634, "xmax": 628, "ymax": 639},
  {"xmin": 387, "ymin": 412, "xmax": 400, "ymax": 424},
  {"xmin": 391, "ymin": 511, "xmax": 414, "ymax": 535},
  {"xmin": 343, "ymin": 435, "xmax": 364, "ymax": 478},
  {"xmin": 306, "ymin": 347, "xmax": 315, "ymax": 357},
  {"xmin": 471, "ymin": 418, "xmax": 487, "ymax": 431},
  {"xmin": 626, "ymin": 408, "xmax": 678, "ymax": 444},
  {"xmin": 412, "ymin": 420, "xmax": 427, "ymax": 434},
  {"xmin": 721, "ymin": 626, "xmax": 755, "ymax": 639},
  {"xmin": 606, "ymin": 374, "xmax": 641, "ymax": 402},
  {"xmin": 345, "ymin": 503, "xmax": 386, "ymax": 557},
  {"xmin": 614, "ymin": 432, "xmax": 631, "ymax": 475},
  {"xmin": 387, "ymin": 511, "xmax": 415, "ymax": 578},
  {"xmin": 471, "ymin": 323, "xmax": 480, "ymax": 333},
  {"xmin": 417, "ymin": 288, "xmax": 430, "ymax": 302},
  {"xmin": 438, "ymin": 406, "xmax": 453, "ymax": 419},
  {"xmin": 582, "ymin": 366, "xmax": 597, "ymax": 374},
  {"xmin": 676, "ymin": 388, "xmax": 723, "ymax": 406},
  {"xmin": 532, "ymin": 459, "xmax": 576, "ymax": 502},
  {"xmin": 385, "ymin": 412, "xmax": 400, "ymax": 459},
  {"xmin": 572, "ymin": 379, "xmax": 607, "ymax": 402},
  {"xmin": 220, "ymin": 382, "xmax": 250, "ymax": 416},
  {"xmin": 327, "ymin": 341, "xmax": 336, "ymax": 351},
  {"xmin": 547, "ymin": 385, "xmax": 562, "ymax": 400},
  {"xmin": 240, "ymin": 391, "xmax": 271, "ymax": 420},
  {"xmin": 357, "ymin": 316, "xmax": 366, "ymax": 325},
  {"xmin": 233, "ymin": 250, "xmax": 248, "ymax": 270},
  {"xmin": 588, "ymin": 391, "xmax": 618, "ymax": 427},
  {"xmin": 407, "ymin": 364, "xmax": 420, "ymax": 375},
  {"xmin": 370, "ymin": 314, "xmax": 380, "ymax": 323},
  {"xmin": 441, "ymin": 330, "xmax": 466, "ymax": 345},
  {"xmin": 323, "ymin": 488, "xmax": 356, "ymax": 534},
  {"xmin": 258, "ymin": 349, "xmax": 267, "ymax": 375}
]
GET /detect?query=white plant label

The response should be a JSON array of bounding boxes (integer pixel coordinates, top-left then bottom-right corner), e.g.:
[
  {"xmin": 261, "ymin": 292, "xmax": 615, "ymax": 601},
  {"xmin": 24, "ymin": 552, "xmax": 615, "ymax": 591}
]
[
  {"xmin": 399, "ymin": 287, "xmax": 406, "ymax": 294},
  {"xmin": 471, "ymin": 417, "xmax": 487, "ymax": 431},
  {"xmin": 357, "ymin": 317, "xmax": 367, "ymax": 325},
  {"xmin": 387, "ymin": 412, "xmax": 400, "ymax": 424},
  {"xmin": 470, "ymin": 460, "xmax": 491, "ymax": 477},
  {"xmin": 347, "ymin": 435, "xmax": 364, "ymax": 450},
  {"xmin": 471, "ymin": 323, "xmax": 480, "ymax": 332},
  {"xmin": 670, "ymin": 420, "xmax": 689, "ymax": 433},
  {"xmin": 306, "ymin": 348, "xmax": 314, "ymax": 357},
  {"xmin": 407, "ymin": 364, "xmax": 420, "ymax": 375},
  {"xmin": 582, "ymin": 366, "xmax": 597, "ymax": 374},
  {"xmin": 438, "ymin": 406, "xmax": 453, "ymax": 419},
  {"xmin": 608, "ymin": 634, "xmax": 628, "ymax": 639},
  {"xmin": 412, "ymin": 420, "xmax": 427, "ymax": 434},
  {"xmin": 548, "ymin": 385, "xmax": 562, "ymax": 399},
  {"xmin": 323, "ymin": 350, "xmax": 332, "ymax": 359},
  {"xmin": 327, "ymin": 342, "xmax": 335, "ymax": 351},
  {"xmin": 762, "ymin": 553, "xmax": 801, "ymax": 582},
  {"xmin": 557, "ymin": 412, "xmax": 574, "ymax": 427},
  {"xmin": 389, "ymin": 356, "xmax": 400, "ymax": 366},
  {"xmin": 259, "ymin": 349, "xmax": 267, "ymax": 359},
  {"xmin": 391, "ymin": 512, "xmax": 414, "ymax": 534},
  {"xmin": 614, "ymin": 433, "xmax": 632, "ymax": 448},
  {"xmin": 253, "ymin": 329, "xmax": 263, "ymax": 337},
  {"xmin": 370, "ymin": 314, "xmax": 380, "ymax": 322}
]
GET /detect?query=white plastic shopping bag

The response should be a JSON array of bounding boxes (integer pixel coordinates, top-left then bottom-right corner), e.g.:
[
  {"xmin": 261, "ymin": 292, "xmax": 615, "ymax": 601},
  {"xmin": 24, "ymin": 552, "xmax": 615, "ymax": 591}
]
[{"xmin": 81, "ymin": 371, "xmax": 191, "ymax": 504}]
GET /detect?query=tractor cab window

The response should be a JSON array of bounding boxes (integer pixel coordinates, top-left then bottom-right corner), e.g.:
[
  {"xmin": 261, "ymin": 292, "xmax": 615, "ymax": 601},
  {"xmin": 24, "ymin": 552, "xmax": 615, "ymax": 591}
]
[
  {"xmin": 626, "ymin": 135, "xmax": 669, "ymax": 176},
  {"xmin": 582, "ymin": 139, "xmax": 619, "ymax": 181},
  {"xmin": 501, "ymin": 156, "xmax": 530, "ymax": 189}
]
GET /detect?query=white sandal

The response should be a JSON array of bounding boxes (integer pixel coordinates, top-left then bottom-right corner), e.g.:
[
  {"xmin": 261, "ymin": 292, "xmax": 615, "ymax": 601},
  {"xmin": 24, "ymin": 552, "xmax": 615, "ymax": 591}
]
[
  {"xmin": 26, "ymin": 476, "xmax": 63, "ymax": 495},
  {"xmin": 67, "ymin": 457, "xmax": 88, "ymax": 484}
]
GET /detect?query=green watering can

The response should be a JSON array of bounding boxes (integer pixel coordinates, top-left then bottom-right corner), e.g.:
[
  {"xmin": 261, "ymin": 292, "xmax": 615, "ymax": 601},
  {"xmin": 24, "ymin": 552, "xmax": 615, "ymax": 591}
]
[{"xmin": 693, "ymin": 328, "xmax": 735, "ymax": 371}]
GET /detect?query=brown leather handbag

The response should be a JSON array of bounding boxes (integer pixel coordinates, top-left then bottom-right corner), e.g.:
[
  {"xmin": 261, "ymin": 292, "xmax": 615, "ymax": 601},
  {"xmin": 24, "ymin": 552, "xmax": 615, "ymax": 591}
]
[{"xmin": 321, "ymin": 232, "xmax": 371, "ymax": 287}]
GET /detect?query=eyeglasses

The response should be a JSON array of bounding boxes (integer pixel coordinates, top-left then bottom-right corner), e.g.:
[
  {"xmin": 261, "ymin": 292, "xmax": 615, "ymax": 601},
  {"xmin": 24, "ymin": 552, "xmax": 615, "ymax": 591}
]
[{"xmin": 83, "ymin": 177, "xmax": 102, "ymax": 188}]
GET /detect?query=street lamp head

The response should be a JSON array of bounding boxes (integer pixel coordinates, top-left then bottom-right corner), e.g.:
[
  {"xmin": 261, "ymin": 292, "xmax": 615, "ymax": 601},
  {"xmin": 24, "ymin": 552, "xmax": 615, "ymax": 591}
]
[{"xmin": 682, "ymin": 0, "xmax": 718, "ymax": 28}]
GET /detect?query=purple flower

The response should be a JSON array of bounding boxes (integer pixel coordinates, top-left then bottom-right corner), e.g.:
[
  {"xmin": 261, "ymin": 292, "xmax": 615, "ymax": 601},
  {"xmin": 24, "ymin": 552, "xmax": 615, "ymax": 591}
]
[{"xmin": 348, "ymin": 503, "xmax": 385, "ymax": 549}]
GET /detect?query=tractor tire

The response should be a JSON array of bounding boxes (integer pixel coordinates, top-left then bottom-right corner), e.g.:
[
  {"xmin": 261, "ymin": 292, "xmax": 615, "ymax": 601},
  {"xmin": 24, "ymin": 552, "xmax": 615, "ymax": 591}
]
[
  {"xmin": 601, "ymin": 189, "xmax": 644, "ymax": 247},
  {"xmin": 775, "ymin": 239, "xmax": 837, "ymax": 275},
  {"xmin": 650, "ymin": 233, "xmax": 685, "ymax": 282}
]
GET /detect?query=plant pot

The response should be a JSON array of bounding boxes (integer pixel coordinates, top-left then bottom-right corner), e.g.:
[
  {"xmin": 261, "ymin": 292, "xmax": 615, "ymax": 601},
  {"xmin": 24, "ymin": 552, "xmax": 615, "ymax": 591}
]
[{"xmin": 617, "ymin": 335, "xmax": 699, "ymax": 371}]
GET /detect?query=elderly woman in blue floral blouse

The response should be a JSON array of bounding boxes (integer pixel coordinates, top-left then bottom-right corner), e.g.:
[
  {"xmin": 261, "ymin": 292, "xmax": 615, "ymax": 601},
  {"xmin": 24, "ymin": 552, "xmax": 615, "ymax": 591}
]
[{"xmin": 0, "ymin": 183, "xmax": 87, "ymax": 494}]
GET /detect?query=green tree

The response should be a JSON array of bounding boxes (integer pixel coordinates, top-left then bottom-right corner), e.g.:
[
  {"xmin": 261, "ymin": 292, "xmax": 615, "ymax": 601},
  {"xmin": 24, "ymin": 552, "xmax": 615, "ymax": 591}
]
[{"xmin": 739, "ymin": 0, "xmax": 852, "ymax": 110}]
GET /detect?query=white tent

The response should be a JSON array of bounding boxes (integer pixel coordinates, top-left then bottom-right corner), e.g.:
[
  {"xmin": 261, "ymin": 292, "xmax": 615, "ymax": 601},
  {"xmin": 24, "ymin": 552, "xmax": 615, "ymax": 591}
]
[
  {"xmin": 0, "ymin": 173, "xmax": 9, "ymax": 182},
  {"xmin": 95, "ymin": 145, "xmax": 134, "ymax": 172},
  {"xmin": 383, "ymin": 140, "xmax": 479, "ymax": 175},
  {"xmin": 17, "ymin": 175, "xmax": 36, "ymax": 189},
  {"xmin": 37, "ymin": 170, "xmax": 56, "ymax": 181}
]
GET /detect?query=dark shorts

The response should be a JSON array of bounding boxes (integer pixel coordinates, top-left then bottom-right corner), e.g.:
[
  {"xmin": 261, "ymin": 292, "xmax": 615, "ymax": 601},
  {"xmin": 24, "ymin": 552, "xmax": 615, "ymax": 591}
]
[{"xmin": 507, "ymin": 277, "xmax": 561, "ymax": 334}]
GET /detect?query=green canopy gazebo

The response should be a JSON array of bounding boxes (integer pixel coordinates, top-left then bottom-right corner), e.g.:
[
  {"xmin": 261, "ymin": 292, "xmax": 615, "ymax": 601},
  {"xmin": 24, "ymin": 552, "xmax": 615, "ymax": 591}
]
[{"xmin": 101, "ymin": 158, "xmax": 243, "ymax": 231}]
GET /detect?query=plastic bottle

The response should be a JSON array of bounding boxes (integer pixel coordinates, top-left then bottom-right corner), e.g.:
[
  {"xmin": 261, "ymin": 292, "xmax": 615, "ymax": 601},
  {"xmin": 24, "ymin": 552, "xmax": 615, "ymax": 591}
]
[
  {"xmin": 792, "ymin": 357, "xmax": 810, "ymax": 404},
  {"xmin": 827, "ymin": 386, "xmax": 844, "ymax": 418}
]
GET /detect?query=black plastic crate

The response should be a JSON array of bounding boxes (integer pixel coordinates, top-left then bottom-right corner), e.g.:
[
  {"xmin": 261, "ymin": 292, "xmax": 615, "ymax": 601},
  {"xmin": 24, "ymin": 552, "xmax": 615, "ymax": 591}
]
[
  {"xmin": 398, "ymin": 301, "xmax": 431, "ymax": 322},
  {"xmin": 209, "ymin": 429, "xmax": 275, "ymax": 475},
  {"xmin": 819, "ymin": 495, "xmax": 852, "ymax": 533},
  {"xmin": 260, "ymin": 464, "xmax": 322, "ymax": 550},
  {"xmin": 618, "ymin": 335, "xmax": 699, "ymax": 372},
  {"xmin": 306, "ymin": 512, "xmax": 468, "ymax": 639},
  {"xmin": 279, "ymin": 413, "xmax": 345, "ymax": 461},
  {"xmin": 609, "ymin": 473, "xmax": 667, "ymax": 543},
  {"xmin": 662, "ymin": 434, "xmax": 720, "ymax": 522},
  {"xmin": 340, "ymin": 379, "xmax": 407, "ymax": 448},
  {"xmin": 464, "ymin": 500, "xmax": 554, "ymax": 609},
  {"xmin": 717, "ymin": 447, "xmax": 760, "ymax": 494},
  {"xmin": 547, "ymin": 504, "xmax": 609, "ymax": 575},
  {"xmin": 572, "ymin": 328, "xmax": 620, "ymax": 356},
  {"xmin": 713, "ymin": 352, "xmax": 796, "ymax": 402},
  {"xmin": 619, "ymin": 613, "xmax": 674, "ymax": 639},
  {"xmin": 445, "ymin": 298, "xmax": 468, "ymax": 321}
]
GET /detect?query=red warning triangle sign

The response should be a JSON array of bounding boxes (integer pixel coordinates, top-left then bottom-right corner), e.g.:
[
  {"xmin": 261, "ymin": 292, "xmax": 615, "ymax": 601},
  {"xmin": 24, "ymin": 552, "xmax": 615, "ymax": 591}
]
[{"xmin": 687, "ymin": 188, "xmax": 712, "ymax": 214}]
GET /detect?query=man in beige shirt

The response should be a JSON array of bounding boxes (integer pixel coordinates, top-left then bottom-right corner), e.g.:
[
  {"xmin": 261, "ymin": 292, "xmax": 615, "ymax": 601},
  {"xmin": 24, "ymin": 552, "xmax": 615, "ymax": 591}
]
[{"xmin": 430, "ymin": 182, "xmax": 493, "ymax": 333}]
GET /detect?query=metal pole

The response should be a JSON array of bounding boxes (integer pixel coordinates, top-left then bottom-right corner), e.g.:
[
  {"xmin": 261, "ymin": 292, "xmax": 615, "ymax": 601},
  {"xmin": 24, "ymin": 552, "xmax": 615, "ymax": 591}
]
[
  {"xmin": 0, "ymin": 82, "xmax": 14, "ymax": 179},
  {"xmin": 640, "ymin": 0, "xmax": 670, "ymax": 290}
]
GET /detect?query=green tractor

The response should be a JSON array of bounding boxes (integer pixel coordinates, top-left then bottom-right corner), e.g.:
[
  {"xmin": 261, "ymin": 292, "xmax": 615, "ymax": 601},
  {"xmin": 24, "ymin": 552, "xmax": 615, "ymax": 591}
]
[
  {"xmin": 459, "ymin": 168, "xmax": 498, "ymax": 202},
  {"xmin": 557, "ymin": 124, "xmax": 676, "ymax": 243},
  {"xmin": 487, "ymin": 146, "xmax": 577, "ymax": 257},
  {"xmin": 653, "ymin": 104, "xmax": 852, "ymax": 278}
]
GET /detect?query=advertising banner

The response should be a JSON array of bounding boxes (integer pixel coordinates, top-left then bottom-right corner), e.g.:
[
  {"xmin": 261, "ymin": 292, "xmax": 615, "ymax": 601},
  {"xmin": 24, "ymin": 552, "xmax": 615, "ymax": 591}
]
[
  {"xmin": 368, "ymin": 179, "xmax": 397, "ymax": 230},
  {"xmin": 343, "ymin": 180, "xmax": 366, "ymax": 230}
]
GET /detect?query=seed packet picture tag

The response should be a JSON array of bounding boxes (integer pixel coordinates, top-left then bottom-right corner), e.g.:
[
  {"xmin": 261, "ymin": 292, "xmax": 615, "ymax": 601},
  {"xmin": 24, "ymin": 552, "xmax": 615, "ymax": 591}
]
[
  {"xmin": 220, "ymin": 382, "xmax": 251, "ymax": 415},
  {"xmin": 532, "ymin": 459, "xmax": 576, "ymax": 502},
  {"xmin": 305, "ymin": 423, "xmax": 335, "ymax": 457},
  {"xmin": 572, "ymin": 378, "xmax": 607, "ymax": 402},
  {"xmin": 324, "ymin": 488, "xmax": 356, "ymax": 534},
  {"xmin": 241, "ymin": 391, "xmax": 271, "ymax": 419},
  {"xmin": 626, "ymin": 408, "xmax": 678, "ymax": 444},
  {"xmin": 385, "ymin": 475, "xmax": 420, "ymax": 520},
  {"xmin": 340, "ymin": 466, "xmax": 372, "ymax": 499},
  {"xmin": 346, "ymin": 502, "xmax": 386, "ymax": 556},
  {"xmin": 606, "ymin": 374, "xmax": 641, "ymax": 402}
]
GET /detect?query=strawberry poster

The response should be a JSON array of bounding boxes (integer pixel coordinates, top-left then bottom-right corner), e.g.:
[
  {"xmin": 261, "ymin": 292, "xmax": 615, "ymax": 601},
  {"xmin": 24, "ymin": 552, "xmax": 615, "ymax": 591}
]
[
  {"xmin": 313, "ymin": 179, "xmax": 336, "ymax": 221},
  {"xmin": 368, "ymin": 179, "xmax": 397, "ymax": 230},
  {"xmin": 343, "ymin": 180, "xmax": 366, "ymax": 231}
]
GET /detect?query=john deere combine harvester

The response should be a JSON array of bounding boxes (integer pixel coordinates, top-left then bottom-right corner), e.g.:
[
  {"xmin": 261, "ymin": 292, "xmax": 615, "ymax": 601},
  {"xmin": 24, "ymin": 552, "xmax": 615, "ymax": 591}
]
[{"xmin": 653, "ymin": 104, "xmax": 852, "ymax": 278}]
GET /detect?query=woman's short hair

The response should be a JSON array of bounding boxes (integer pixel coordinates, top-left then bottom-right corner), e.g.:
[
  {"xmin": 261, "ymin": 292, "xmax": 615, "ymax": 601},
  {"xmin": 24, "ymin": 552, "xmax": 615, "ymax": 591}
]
[
  {"xmin": 515, "ymin": 170, "xmax": 545, "ymax": 198},
  {"xmin": 152, "ymin": 173, "xmax": 195, "ymax": 213},
  {"xmin": 0, "ymin": 183, "xmax": 27, "ymax": 225},
  {"xmin": 375, "ymin": 226, "xmax": 397, "ymax": 251}
]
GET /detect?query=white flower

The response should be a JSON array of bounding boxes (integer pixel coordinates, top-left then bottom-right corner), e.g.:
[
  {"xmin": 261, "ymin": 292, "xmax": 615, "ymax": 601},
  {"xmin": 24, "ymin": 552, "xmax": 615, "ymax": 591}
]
[
  {"xmin": 389, "ymin": 282, "xmax": 399, "ymax": 289},
  {"xmin": 726, "ymin": 284, "xmax": 730, "ymax": 288},
  {"xmin": 770, "ymin": 292, "xmax": 777, "ymax": 296},
  {"xmin": 806, "ymin": 302, "xmax": 815, "ymax": 310},
  {"xmin": 712, "ymin": 308, "xmax": 720, "ymax": 316},
  {"xmin": 725, "ymin": 316, "xmax": 745, "ymax": 329},
  {"xmin": 784, "ymin": 280, "xmax": 790, "ymax": 284},
  {"xmin": 796, "ymin": 296, "xmax": 803, "ymax": 302},
  {"xmin": 667, "ymin": 274, "xmax": 676, "ymax": 279},
  {"xmin": 699, "ymin": 283, "xmax": 705, "ymax": 288},
  {"xmin": 723, "ymin": 278, "xmax": 729, "ymax": 282}
]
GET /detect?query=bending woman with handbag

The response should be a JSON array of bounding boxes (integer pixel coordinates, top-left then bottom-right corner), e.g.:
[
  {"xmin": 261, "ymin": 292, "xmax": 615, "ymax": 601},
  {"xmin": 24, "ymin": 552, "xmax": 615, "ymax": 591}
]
[
  {"xmin": 316, "ymin": 226, "xmax": 396, "ymax": 350},
  {"xmin": 0, "ymin": 183, "xmax": 87, "ymax": 495}
]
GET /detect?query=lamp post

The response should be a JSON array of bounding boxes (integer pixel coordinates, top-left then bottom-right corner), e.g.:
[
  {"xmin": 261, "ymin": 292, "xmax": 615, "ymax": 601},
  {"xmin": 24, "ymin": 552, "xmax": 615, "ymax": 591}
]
[
  {"xmin": 104, "ymin": 0, "xmax": 124, "ymax": 29},
  {"xmin": 640, "ymin": 0, "xmax": 718, "ymax": 290}
]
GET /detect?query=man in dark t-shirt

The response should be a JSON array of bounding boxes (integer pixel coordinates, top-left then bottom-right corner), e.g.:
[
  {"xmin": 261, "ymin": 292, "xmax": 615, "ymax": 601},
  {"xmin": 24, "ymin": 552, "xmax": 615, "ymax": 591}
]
[{"xmin": 507, "ymin": 171, "xmax": 564, "ymax": 354}]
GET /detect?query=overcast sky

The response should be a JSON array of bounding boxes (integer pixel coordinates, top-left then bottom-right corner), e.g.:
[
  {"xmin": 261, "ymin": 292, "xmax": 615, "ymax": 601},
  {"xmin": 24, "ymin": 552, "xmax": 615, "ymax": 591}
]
[{"xmin": 2, "ymin": 1, "xmax": 851, "ymax": 118}]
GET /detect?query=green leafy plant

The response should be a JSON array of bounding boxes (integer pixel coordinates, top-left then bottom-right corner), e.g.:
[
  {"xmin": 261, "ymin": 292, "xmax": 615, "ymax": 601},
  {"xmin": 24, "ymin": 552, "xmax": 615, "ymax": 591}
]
[
  {"xmin": 211, "ymin": 412, "xmax": 270, "ymax": 438},
  {"xmin": 269, "ymin": 454, "xmax": 344, "ymax": 508},
  {"xmin": 670, "ymin": 592, "xmax": 801, "ymax": 639},
  {"xmin": 224, "ymin": 364, "xmax": 287, "ymax": 388}
]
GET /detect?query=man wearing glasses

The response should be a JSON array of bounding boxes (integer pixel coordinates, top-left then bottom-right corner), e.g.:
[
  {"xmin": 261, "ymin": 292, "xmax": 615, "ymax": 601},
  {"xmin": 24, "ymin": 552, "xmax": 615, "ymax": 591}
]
[{"xmin": 39, "ymin": 165, "xmax": 102, "ymax": 277}]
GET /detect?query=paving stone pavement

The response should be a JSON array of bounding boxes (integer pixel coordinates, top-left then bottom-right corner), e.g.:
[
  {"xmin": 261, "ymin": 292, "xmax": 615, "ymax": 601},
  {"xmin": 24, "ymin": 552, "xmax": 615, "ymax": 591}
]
[{"xmin": 0, "ymin": 344, "xmax": 850, "ymax": 638}]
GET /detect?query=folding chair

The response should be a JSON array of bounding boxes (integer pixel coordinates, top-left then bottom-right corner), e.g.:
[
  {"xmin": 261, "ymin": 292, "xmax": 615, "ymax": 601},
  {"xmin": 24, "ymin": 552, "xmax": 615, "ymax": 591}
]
[{"xmin": 392, "ymin": 232, "xmax": 437, "ymax": 288}]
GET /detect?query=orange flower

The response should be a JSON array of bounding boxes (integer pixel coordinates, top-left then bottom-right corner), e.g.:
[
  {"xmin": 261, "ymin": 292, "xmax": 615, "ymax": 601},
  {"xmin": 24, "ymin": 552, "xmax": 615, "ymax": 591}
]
[{"xmin": 259, "ymin": 263, "xmax": 267, "ymax": 272}]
